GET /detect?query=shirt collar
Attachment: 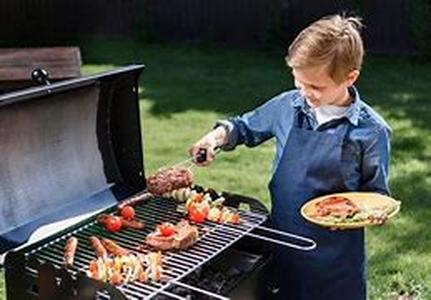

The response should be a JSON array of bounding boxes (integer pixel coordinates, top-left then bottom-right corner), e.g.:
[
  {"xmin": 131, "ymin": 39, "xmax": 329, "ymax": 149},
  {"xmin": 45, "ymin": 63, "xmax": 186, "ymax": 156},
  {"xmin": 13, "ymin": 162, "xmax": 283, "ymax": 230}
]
[{"xmin": 291, "ymin": 86, "xmax": 362, "ymax": 126}]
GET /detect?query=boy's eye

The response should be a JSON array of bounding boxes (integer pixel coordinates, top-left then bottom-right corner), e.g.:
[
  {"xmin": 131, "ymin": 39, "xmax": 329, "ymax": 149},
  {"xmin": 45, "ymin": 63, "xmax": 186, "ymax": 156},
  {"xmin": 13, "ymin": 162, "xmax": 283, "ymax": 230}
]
[{"xmin": 310, "ymin": 85, "xmax": 323, "ymax": 91}]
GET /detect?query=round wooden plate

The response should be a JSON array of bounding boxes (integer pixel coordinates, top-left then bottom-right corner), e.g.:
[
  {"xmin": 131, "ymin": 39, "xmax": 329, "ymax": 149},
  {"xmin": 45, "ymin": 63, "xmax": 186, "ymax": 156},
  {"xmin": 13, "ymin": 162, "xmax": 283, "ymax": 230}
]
[{"xmin": 301, "ymin": 192, "xmax": 401, "ymax": 229}]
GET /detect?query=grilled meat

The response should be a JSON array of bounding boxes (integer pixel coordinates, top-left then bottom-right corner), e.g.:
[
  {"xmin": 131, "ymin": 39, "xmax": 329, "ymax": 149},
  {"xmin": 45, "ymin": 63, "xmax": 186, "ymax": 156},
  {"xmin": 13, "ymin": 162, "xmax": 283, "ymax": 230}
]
[
  {"xmin": 101, "ymin": 238, "xmax": 129, "ymax": 256},
  {"xmin": 89, "ymin": 236, "xmax": 108, "ymax": 258},
  {"xmin": 315, "ymin": 196, "xmax": 360, "ymax": 218},
  {"xmin": 146, "ymin": 220, "xmax": 199, "ymax": 251},
  {"xmin": 120, "ymin": 217, "xmax": 145, "ymax": 230},
  {"xmin": 63, "ymin": 236, "xmax": 78, "ymax": 267},
  {"xmin": 118, "ymin": 192, "xmax": 153, "ymax": 209},
  {"xmin": 147, "ymin": 167, "xmax": 193, "ymax": 195}
]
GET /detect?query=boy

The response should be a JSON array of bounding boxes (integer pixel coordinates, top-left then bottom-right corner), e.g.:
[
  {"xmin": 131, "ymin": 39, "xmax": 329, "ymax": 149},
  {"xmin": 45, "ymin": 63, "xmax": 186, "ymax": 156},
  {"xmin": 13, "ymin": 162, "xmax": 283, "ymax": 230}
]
[{"xmin": 190, "ymin": 15, "xmax": 391, "ymax": 299}]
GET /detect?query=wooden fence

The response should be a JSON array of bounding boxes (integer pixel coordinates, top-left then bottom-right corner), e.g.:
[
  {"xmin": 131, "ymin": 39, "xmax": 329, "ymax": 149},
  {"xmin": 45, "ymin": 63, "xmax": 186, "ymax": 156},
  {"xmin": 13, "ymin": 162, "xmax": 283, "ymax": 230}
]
[{"xmin": 0, "ymin": 0, "xmax": 415, "ymax": 55}]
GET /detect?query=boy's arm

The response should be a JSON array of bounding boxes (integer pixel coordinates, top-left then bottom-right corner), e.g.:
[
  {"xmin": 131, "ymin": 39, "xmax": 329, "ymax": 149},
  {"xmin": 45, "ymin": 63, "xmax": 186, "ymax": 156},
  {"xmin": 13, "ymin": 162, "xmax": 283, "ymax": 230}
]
[
  {"xmin": 360, "ymin": 127, "xmax": 392, "ymax": 195},
  {"xmin": 190, "ymin": 91, "xmax": 293, "ymax": 165},
  {"xmin": 217, "ymin": 92, "xmax": 289, "ymax": 151}
]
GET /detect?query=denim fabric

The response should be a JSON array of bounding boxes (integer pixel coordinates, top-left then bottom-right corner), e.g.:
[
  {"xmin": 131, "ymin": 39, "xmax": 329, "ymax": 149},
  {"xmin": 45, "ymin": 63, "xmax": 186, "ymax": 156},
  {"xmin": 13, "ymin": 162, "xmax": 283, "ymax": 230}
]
[{"xmin": 219, "ymin": 86, "xmax": 391, "ymax": 194}]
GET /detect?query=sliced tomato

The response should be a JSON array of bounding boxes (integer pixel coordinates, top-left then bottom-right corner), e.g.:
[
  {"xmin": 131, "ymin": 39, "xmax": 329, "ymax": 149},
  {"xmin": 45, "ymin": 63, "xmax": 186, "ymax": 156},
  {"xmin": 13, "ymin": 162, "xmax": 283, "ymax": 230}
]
[
  {"xmin": 157, "ymin": 222, "xmax": 176, "ymax": 237},
  {"xmin": 105, "ymin": 216, "xmax": 122, "ymax": 232},
  {"xmin": 120, "ymin": 205, "xmax": 135, "ymax": 220}
]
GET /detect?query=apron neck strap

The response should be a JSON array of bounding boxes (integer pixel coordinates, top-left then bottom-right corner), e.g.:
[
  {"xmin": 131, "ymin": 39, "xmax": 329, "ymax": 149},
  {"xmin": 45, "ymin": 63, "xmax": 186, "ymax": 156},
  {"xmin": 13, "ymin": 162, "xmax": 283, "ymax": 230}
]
[{"xmin": 295, "ymin": 108, "xmax": 351, "ymax": 139}]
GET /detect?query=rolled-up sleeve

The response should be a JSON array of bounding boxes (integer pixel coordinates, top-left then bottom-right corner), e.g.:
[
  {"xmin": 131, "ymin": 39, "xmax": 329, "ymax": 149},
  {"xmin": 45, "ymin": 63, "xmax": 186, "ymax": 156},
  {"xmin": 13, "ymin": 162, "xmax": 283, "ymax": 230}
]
[
  {"xmin": 360, "ymin": 126, "xmax": 392, "ymax": 195},
  {"xmin": 215, "ymin": 93, "xmax": 287, "ymax": 151}
]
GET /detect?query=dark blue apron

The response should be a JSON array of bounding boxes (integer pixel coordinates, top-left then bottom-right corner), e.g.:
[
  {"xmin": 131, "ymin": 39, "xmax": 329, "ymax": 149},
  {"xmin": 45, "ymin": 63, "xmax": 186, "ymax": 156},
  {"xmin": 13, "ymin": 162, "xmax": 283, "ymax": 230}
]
[{"xmin": 266, "ymin": 110, "xmax": 365, "ymax": 300}]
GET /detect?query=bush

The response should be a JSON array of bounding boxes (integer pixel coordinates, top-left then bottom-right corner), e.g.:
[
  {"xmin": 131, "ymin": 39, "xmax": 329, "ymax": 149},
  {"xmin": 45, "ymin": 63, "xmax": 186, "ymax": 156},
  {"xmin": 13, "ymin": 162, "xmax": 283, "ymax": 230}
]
[{"xmin": 408, "ymin": 0, "xmax": 431, "ymax": 58}]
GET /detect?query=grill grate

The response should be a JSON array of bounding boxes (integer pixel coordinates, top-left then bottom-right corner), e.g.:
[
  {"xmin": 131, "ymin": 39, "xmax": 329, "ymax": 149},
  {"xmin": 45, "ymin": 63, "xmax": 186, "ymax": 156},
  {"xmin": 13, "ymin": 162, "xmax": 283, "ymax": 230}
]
[{"xmin": 23, "ymin": 195, "xmax": 267, "ymax": 299}]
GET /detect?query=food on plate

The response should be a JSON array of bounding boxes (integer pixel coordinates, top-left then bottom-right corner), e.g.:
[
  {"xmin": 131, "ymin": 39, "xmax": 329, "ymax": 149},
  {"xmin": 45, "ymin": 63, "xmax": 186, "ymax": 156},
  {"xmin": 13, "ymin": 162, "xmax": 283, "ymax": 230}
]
[
  {"xmin": 63, "ymin": 236, "xmax": 78, "ymax": 267},
  {"xmin": 145, "ymin": 220, "xmax": 199, "ymax": 251},
  {"xmin": 146, "ymin": 166, "xmax": 193, "ymax": 195},
  {"xmin": 87, "ymin": 251, "xmax": 163, "ymax": 285},
  {"xmin": 309, "ymin": 194, "xmax": 399, "ymax": 225},
  {"xmin": 315, "ymin": 196, "xmax": 360, "ymax": 218},
  {"xmin": 89, "ymin": 236, "xmax": 108, "ymax": 258},
  {"xmin": 120, "ymin": 205, "xmax": 135, "ymax": 220},
  {"xmin": 101, "ymin": 238, "xmax": 129, "ymax": 256}
]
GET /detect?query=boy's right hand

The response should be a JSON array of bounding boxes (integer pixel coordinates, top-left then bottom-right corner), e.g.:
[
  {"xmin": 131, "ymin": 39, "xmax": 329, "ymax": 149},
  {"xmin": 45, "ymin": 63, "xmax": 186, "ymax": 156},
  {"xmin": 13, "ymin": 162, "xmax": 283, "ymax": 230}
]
[{"xmin": 189, "ymin": 127, "xmax": 227, "ymax": 166}]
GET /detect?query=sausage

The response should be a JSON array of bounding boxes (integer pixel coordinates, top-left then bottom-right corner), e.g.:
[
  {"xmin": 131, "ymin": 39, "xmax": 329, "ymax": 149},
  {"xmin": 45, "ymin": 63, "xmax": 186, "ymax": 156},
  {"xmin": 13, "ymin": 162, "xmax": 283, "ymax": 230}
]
[
  {"xmin": 120, "ymin": 218, "xmax": 145, "ymax": 230},
  {"xmin": 64, "ymin": 237, "xmax": 78, "ymax": 267},
  {"xmin": 89, "ymin": 236, "xmax": 108, "ymax": 258},
  {"xmin": 118, "ymin": 192, "xmax": 153, "ymax": 210},
  {"xmin": 101, "ymin": 238, "xmax": 129, "ymax": 256}
]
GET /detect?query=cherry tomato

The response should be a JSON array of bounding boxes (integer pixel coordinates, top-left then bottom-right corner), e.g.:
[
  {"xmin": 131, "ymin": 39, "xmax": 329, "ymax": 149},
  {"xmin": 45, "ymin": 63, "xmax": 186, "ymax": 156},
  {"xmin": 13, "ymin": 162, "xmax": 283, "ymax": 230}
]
[
  {"xmin": 105, "ymin": 216, "xmax": 122, "ymax": 232},
  {"xmin": 157, "ymin": 222, "xmax": 176, "ymax": 237},
  {"xmin": 188, "ymin": 205, "xmax": 206, "ymax": 223},
  {"xmin": 120, "ymin": 205, "xmax": 135, "ymax": 220}
]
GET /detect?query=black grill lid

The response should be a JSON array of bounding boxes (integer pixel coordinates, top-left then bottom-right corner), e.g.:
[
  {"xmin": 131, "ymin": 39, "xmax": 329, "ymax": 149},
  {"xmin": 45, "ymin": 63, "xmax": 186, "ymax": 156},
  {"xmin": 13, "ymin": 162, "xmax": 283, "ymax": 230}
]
[{"xmin": 0, "ymin": 64, "xmax": 145, "ymax": 252}]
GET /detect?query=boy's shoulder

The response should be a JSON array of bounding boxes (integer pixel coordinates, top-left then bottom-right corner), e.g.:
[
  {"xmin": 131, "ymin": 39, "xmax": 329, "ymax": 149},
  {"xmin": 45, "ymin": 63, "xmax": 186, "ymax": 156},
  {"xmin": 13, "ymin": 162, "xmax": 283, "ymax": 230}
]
[
  {"xmin": 356, "ymin": 99, "xmax": 392, "ymax": 134},
  {"xmin": 268, "ymin": 89, "xmax": 302, "ymax": 106}
]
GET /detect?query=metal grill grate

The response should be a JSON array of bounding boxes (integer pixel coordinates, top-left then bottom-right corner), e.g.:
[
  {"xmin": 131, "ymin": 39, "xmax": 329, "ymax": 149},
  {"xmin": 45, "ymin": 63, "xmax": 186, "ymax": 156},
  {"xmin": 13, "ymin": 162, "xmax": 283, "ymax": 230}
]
[{"xmin": 23, "ymin": 195, "xmax": 268, "ymax": 299}]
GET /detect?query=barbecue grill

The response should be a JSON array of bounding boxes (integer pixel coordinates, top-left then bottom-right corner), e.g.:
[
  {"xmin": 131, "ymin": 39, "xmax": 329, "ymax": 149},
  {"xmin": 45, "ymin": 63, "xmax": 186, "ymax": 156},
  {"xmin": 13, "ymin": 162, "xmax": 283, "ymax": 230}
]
[{"xmin": 1, "ymin": 65, "xmax": 316, "ymax": 300}]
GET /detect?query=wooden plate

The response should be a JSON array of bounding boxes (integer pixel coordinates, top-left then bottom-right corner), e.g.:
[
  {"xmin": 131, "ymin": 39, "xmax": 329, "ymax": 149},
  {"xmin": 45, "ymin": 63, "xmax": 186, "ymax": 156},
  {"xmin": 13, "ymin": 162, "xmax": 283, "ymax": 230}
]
[{"xmin": 301, "ymin": 192, "xmax": 401, "ymax": 229}]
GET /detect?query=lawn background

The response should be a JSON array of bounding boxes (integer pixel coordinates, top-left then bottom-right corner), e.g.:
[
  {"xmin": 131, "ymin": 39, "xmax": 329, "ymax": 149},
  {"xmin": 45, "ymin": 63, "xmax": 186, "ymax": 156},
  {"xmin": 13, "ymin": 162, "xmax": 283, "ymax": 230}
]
[{"xmin": 1, "ymin": 40, "xmax": 430, "ymax": 299}]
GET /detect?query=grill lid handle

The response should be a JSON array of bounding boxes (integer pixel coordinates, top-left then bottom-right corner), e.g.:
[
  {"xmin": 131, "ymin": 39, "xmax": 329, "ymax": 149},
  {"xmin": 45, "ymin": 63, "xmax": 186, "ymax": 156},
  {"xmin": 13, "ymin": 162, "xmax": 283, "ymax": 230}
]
[{"xmin": 31, "ymin": 68, "xmax": 51, "ymax": 85}]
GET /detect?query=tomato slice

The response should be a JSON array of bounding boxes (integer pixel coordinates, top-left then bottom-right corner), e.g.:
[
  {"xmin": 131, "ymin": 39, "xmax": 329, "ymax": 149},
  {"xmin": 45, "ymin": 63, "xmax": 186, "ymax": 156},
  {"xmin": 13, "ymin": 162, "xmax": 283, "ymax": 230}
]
[
  {"xmin": 105, "ymin": 216, "xmax": 122, "ymax": 232},
  {"xmin": 157, "ymin": 223, "xmax": 176, "ymax": 237}
]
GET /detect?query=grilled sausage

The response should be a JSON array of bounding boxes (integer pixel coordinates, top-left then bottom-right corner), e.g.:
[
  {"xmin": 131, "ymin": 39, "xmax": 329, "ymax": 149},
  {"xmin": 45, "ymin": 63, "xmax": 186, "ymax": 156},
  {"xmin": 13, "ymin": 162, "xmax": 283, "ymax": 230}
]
[
  {"xmin": 64, "ymin": 237, "xmax": 78, "ymax": 267},
  {"xmin": 120, "ymin": 218, "xmax": 145, "ymax": 230},
  {"xmin": 101, "ymin": 238, "xmax": 129, "ymax": 256},
  {"xmin": 118, "ymin": 192, "xmax": 153, "ymax": 210},
  {"xmin": 89, "ymin": 236, "xmax": 108, "ymax": 258}
]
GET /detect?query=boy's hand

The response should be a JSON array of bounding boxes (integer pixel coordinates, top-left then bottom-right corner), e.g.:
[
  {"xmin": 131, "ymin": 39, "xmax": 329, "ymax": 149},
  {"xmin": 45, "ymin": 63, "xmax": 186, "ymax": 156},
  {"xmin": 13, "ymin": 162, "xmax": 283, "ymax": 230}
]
[{"xmin": 189, "ymin": 127, "xmax": 227, "ymax": 166}]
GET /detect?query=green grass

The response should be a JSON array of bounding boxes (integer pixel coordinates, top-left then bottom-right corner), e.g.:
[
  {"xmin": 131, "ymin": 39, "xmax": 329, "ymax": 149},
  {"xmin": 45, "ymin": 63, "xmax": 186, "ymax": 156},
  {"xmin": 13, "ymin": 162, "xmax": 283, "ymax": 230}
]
[{"xmin": 1, "ymin": 40, "xmax": 430, "ymax": 299}]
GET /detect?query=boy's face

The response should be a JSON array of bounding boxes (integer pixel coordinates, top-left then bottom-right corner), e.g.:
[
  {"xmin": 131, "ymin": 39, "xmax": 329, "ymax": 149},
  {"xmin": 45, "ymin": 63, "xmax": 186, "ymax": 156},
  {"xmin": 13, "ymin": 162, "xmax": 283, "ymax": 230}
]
[{"xmin": 292, "ymin": 65, "xmax": 359, "ymax": 108}]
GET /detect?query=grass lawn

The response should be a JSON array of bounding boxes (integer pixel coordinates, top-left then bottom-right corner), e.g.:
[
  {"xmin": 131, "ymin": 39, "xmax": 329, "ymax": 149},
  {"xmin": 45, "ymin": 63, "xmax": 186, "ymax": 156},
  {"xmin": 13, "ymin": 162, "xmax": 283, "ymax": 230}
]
[{"xmin": 0, "ymin": 40, "xmax": 430, "ymax": 299}]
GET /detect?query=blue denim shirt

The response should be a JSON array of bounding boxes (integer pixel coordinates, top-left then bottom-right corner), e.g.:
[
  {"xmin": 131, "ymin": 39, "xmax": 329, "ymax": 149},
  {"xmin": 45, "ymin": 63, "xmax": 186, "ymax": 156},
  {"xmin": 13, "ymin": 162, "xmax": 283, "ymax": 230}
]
[{"xmin": 218, "ymin": 87, "xmax": 391, "ymax": 194}]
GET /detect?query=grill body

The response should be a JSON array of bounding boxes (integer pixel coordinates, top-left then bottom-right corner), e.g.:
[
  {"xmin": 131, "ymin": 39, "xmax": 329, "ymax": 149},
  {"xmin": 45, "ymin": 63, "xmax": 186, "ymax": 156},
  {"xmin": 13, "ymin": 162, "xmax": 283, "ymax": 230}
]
[{"xmin": 1, "ymin": 65, "xmax": 273, "ymax": 300}]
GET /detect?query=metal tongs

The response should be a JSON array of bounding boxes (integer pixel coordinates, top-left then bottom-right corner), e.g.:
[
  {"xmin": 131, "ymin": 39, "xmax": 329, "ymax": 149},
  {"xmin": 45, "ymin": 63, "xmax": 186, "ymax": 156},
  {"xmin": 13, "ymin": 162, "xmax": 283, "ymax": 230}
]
[{"xmin": 163, "ymin": 147, "xmax": 221, "ymax": 170}]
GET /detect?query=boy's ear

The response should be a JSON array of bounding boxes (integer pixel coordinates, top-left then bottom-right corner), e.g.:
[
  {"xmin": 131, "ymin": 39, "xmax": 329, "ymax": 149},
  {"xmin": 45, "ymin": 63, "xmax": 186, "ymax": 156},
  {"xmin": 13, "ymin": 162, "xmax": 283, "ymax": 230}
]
[{"xmin": 345, "ymin": 70, "xmax": 360, "ymax": 86}]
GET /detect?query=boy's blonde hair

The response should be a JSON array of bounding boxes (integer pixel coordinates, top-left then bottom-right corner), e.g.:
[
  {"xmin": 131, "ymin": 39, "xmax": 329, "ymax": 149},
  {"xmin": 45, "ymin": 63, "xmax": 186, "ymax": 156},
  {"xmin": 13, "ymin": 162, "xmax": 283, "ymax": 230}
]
[{"xmin": 286, "ymin": 15, "xmax": 364, "ymax": 83}]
